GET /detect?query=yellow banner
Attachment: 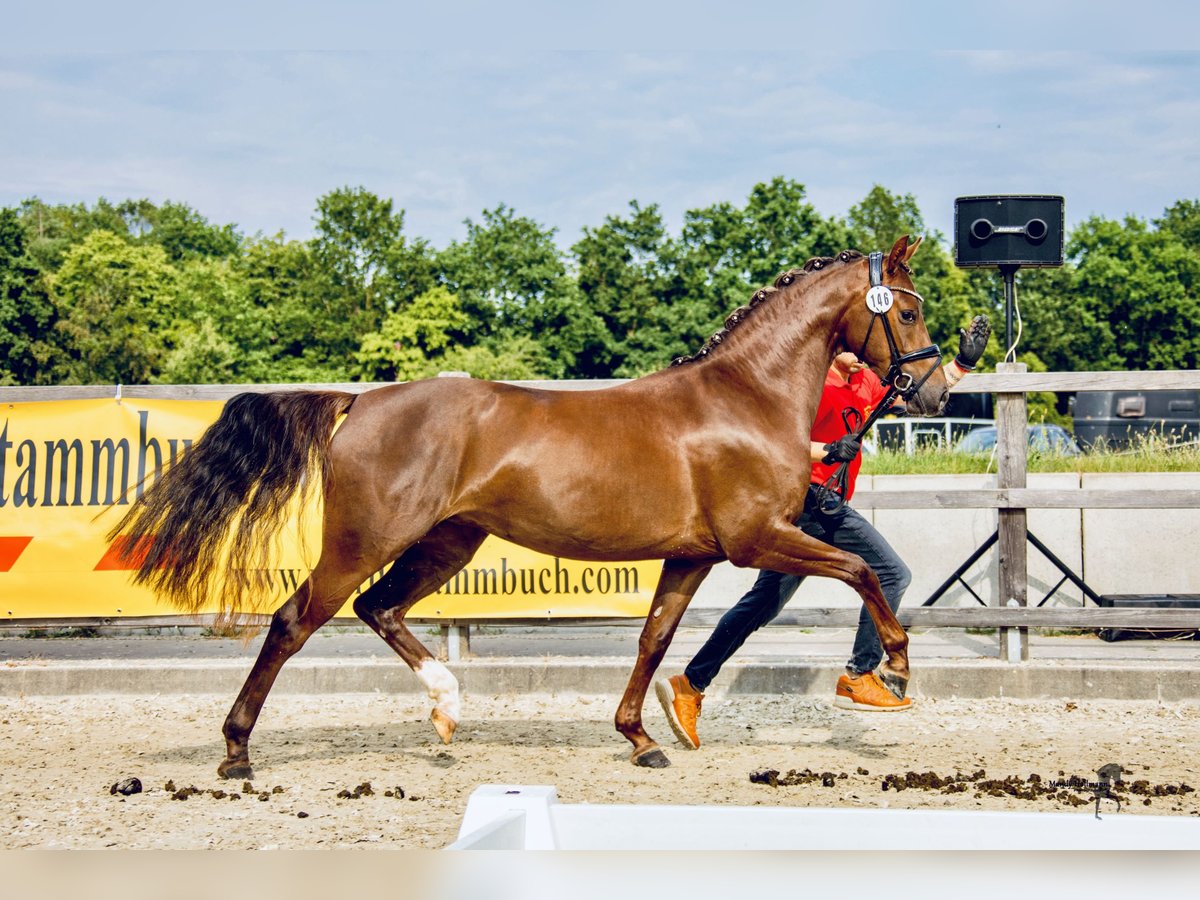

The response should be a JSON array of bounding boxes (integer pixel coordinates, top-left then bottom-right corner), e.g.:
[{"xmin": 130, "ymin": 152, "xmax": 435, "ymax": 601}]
[{"xmin": 0, "ymin": 398, "xmax": 659, "ymax": 621}]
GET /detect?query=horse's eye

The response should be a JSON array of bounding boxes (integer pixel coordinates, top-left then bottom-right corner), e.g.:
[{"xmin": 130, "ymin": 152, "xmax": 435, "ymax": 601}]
[{"xmin": 899, "ymin": 309, "xmax": 917, "ymax": 324}]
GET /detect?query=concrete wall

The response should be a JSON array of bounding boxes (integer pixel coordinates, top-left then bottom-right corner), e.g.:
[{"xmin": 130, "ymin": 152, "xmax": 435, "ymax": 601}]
[
  {"xmin": 690, "ymin": 471, "xmax": 1200, "ymax": 611},
  {"xmin": 1082, "ymin": 471, "xmax": 1200, "ymax": 596}
]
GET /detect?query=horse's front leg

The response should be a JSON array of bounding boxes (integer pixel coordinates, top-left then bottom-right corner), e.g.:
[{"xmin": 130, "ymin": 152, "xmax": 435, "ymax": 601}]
[
  {"xmin": 616, "ymin": 559, "xmax": 712, "ymax": 768},
  {"xmin": 737, "ymin": 524, "xmax": 910, "ymax": 698}
]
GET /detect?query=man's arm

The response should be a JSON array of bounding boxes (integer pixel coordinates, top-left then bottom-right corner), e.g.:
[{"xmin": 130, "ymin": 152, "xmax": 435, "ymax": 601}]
[
  {"xmin": 944, "ymin": 314, "xmax": 991, "ymax": 388},
  {"xmin": 811, "ymin": 438, "xmax": 859, "ymax": 464}
]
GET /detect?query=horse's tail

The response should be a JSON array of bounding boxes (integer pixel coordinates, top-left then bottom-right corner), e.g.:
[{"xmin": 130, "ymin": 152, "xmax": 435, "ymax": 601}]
[{"xmin": 108, "ymin": 390, "xmax": 356, "ymax": 615}]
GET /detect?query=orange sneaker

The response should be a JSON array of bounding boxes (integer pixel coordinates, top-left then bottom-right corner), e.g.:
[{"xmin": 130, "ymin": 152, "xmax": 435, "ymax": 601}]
[
  {"xmin": 834, "ymin": 671, "xmax": 913, "ymax": 712},
  {"xmin": 655, "ymin": 674, "xmax": 703, "ymax": 749}
]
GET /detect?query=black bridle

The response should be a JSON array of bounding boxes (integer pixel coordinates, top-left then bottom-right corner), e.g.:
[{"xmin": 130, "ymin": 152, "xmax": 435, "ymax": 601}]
[
  {"xmin": 817, "ymin": 251, "xmax": 942, "ymax": 514},
  {"xmin": 857, "ymin": 250, "xmax": 943, "ymax": 402}
]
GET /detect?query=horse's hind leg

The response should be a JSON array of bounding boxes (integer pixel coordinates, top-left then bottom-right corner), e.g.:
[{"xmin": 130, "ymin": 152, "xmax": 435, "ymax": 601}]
[
  {"xmin": 616, "ymin": 558, "xmax": 712, "ymax": 768},
  {"xmin": 353, "ymin": 520, "xmax": 487, "ymax": 746},
  {"xmin": 218, "ymin": 562, "xmax": 370, "ymax": 779}
]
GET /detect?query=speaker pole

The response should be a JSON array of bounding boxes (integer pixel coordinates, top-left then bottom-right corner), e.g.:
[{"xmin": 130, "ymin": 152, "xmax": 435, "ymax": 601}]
[{"xmin": 1000, "ymin": 263, "xmax": 1019, "ymax": 362}]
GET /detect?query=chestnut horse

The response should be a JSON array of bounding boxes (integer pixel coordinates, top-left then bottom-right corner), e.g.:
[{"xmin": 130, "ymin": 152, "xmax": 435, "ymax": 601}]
[{"xmin": 112, "ymin": 235, "xmax": 947, "ymax": 775}]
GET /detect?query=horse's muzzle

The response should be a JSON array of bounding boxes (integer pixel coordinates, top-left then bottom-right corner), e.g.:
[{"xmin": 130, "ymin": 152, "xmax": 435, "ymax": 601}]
[{"xmin": 905, "ymin": 384, "xmax": 949, "ymax": 418}]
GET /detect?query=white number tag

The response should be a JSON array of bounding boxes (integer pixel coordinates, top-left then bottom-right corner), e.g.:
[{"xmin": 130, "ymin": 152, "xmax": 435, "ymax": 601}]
[{"xmin": 865, "ymin": 285, "xmax": 894, "ymax": 314}]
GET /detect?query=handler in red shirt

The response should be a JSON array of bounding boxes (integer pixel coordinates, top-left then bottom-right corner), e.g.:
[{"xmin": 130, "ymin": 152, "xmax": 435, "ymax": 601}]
[
  {"xmin": 657, "ymin": 315, "xmax": 991, "ymax": 749},
  {"xmin": 808, "ymin": 359, "xmax": 888, "ymax": 504}
]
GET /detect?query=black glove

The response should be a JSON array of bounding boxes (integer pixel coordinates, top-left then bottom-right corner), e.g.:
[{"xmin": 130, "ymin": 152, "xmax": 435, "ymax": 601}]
[
  {"xmin": 954, "ymin": 314, "xmax": 991, "ymax": 371},
  {"xmin": 822, "ymin": 434, "xmax": 862, "ymax": 465}
]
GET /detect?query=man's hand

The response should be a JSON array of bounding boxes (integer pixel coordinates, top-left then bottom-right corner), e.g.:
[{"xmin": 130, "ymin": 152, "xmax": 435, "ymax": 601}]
[
  {"xmin": 955, "ymin": 314, "xmax": 991, "ymax": 371},
  {"xmin": 822, "ymin": 435, "xmax": 862, "ymax": 465}
]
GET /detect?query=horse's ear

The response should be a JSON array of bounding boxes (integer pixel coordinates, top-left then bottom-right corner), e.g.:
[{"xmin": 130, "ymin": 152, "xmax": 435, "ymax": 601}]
[{"xmin": 886, "ymin": 235, "xmax": 923, "ymax": 274}]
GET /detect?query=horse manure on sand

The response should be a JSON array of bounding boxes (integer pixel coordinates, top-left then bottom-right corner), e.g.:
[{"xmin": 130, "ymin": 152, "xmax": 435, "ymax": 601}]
[{"xmin": 749, "ymin": 767, "xmax": 1195, "ymax": 807}]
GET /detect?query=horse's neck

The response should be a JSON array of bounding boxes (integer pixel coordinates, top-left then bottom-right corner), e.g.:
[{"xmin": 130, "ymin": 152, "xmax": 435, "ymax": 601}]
[{"xmin": 700, "ymin": 283, "xmax": 844, "ymax": 415}]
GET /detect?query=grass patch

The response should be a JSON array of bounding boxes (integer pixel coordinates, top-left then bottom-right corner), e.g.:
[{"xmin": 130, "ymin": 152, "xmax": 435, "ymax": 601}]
[
  {"xmin": 18, "ymin": 626, "xmax": 100, "ymax": 639},
  {"xmin": 1031, "ymin": 628, "xmax": 1094, "ymax": 637},
  {"xmin": 201, "ymin": 622, "xmax": 265, "ymax": 640},
  {"xmin": 863, "ymin": 435, "xmax": 1200, "ymax": 476}
]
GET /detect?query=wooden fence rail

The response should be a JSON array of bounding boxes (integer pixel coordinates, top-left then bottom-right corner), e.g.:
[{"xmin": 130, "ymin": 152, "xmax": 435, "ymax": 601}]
[
  {"xmin": 6, "ymin": 368, "xmax": 1196, "ymax": 402},
  {"xmin": 853, "ymin": 489, "xmax": 1199, "ymax": 509}
]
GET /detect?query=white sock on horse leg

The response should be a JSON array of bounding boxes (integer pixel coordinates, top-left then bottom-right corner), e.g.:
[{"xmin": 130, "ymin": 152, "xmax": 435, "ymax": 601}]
[{"xmin": 415, "ymin": 658, "xmax": 461, "ymax": 723}]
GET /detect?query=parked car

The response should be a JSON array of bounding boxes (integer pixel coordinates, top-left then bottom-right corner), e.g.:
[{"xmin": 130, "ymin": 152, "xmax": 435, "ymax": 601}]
[{"xmin": 955, "ymin": 424, "xmax": 1081, "ymax": 456}]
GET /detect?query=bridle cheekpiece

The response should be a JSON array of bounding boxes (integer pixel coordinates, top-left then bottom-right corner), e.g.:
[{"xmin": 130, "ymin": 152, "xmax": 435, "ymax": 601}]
[{"xmin": 857, "ymin": 250, "xmax": 942, "ymax": 402}]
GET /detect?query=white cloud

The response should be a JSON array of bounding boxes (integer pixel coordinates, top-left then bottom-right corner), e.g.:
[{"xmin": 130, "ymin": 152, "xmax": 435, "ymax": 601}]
[{"xmin": 2, "ymin": 51, "xmax": 1198, "ymax": 249}]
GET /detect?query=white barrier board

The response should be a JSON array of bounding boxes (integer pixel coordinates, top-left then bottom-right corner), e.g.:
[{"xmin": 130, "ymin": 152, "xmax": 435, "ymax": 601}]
[{"xmin": 448, "ymin": 784, "xmax": 1200, "ymax": 851}]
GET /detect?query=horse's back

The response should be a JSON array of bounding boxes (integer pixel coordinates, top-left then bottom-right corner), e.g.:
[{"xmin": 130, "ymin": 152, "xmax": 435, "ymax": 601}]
[{"xmin": 345, "ymin": 374, "xmax": 685, "ymax": 437}]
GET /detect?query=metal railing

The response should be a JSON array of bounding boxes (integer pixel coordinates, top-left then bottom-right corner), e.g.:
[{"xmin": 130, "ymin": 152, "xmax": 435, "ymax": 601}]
[{"xmin": 870, "ymin": 416, "xmax": 987, "ymax": 454}]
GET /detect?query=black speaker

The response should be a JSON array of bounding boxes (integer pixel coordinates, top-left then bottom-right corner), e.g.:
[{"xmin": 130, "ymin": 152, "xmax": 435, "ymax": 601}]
[{"xmin": 954, "ymin": 194, "xmax": 1064, "ymax": 268}]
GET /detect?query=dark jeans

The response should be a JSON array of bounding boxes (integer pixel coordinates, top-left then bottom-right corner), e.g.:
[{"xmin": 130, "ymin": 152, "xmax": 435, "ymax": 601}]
[{"xmin": 684, "ymin": 487, "xmax": 911, "ymax": 692}]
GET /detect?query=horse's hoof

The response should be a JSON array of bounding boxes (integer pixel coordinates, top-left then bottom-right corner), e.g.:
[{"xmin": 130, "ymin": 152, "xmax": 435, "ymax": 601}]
[
  {"xmin": 880, "ymin": 671, "xmax": 909, "ymax": 700},
  {"xmin": 431, "ymin": 708, "xmax": 457, "ymax": 744},
  {"xmin": 218, "ymin": 759, "xmax": 254, "ymax": 780},
  {"xmin": 631, "ymin": 747, "xmax": 672, "ymax": 769}
]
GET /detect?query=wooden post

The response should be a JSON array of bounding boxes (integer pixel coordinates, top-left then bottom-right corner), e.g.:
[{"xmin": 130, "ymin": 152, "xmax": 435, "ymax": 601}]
[
  {"xmin": 439, "ymin": 623, "xmax": 471, "ymax": 661},
  {"xmin": 995, "ymin": 361, "xmax": 1029, "ymax": 661}
]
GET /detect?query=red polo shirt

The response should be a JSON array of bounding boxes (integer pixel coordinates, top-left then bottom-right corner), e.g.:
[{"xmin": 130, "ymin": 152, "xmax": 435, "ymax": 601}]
[{"xmin": 809, "ymin": 367, "xmax": 889, "ymax": 500}]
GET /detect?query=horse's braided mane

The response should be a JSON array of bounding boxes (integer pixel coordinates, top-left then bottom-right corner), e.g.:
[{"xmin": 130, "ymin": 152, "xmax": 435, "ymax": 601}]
[{"xmin": 670, "ymin": 249, "xmax": 864, "ymax": 366}]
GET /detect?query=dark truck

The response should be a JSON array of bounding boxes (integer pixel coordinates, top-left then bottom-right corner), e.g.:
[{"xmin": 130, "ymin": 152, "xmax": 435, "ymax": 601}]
[{"xmin": 1071, "ymin": 389, "xmax": 1200, "ymax": 449}]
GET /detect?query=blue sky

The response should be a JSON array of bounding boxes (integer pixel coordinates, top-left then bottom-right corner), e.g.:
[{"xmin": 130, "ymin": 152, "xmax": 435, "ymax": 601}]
[{"xmin": 5, "ymin": 6, "xmax": 1200, "ymax": 252}]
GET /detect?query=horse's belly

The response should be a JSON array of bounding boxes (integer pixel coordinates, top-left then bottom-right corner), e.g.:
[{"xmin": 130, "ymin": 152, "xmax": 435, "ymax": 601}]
[
  {"xmin": 480, "ymin": 524, "xmax": 710, "ymax": 563},
  {"xmin": 461, "ymin": 482, "xmax": 712, "ymax": 562}
]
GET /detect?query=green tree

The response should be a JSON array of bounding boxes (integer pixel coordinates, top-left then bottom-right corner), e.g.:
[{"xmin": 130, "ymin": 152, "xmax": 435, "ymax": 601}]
[
  {"xmin": 16, "ymin": 197, "xmax": 242, "ymax": 270},
  {"xmin": 24, "ymin": 187, "xmax": 1200, "ymax": 391},
  {"xmin": 438, "ymin": 205, "xmax": 570, "ymax": 333},
  {"xmin": 313, "ymin": 187, "xmax": 402, "ymax": 306},
  {"xmin": 0, "ymin": 208, "xmax": 58, "ymax": 385},
  {"xmin": 18, "ymin": 197, "xmax": 131, "ymax": 272},
  {"xmin": 436, "ymin": 204, "xmax": 585, "ymax": 376},
  {"xmin": 846, "ymin": 184, "xmax": 926, "ymax": 252},
  {"xmin": 233, "ymin": 232, "xmax": 353, "ymax": 382},
  {"xmin": 571, "ymin": 201, "xmax": 674, "ymax": 377},
  {"xmin": 308, "ymin": 187, "xmax": 437, "ymax": 378},
  {"xmin": 1024, "ymin": 215, "xmax": 1200, "ymax": 373},
  {"xmin": 1156, "ymin": 199, "xmax": 1200, "ymax": 250},
  {"xmin": 739, "ymin": 177, "xmax": 853, "ymax": 286},
  {"xmin": 158, "ymin": 316, "xmax": 239, "ymax": 384},
  {"xmin": 424, "ymin": 338, "xmax": 546, "ymax": 381},
  {"xmin": 667, "ymin": 178, "xmax": 854, "ymax": 371},
  {"xmin": 352, "ymin": 286, "xmax": 471, "ymax": 381},
  {"xmin": 312, "ymin": 187, "xmax": 432, "ymax": 320},
  {"xmin": 138, "ymin": 201, "xmax": 242, "ymax": 261},
  {"xmin": 160, "ymin": 256, "xmax": 258, "ymax": 383},
  {"xmin": 51, "ymin": 230, "xmax": 178, "ymax": 383}
]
